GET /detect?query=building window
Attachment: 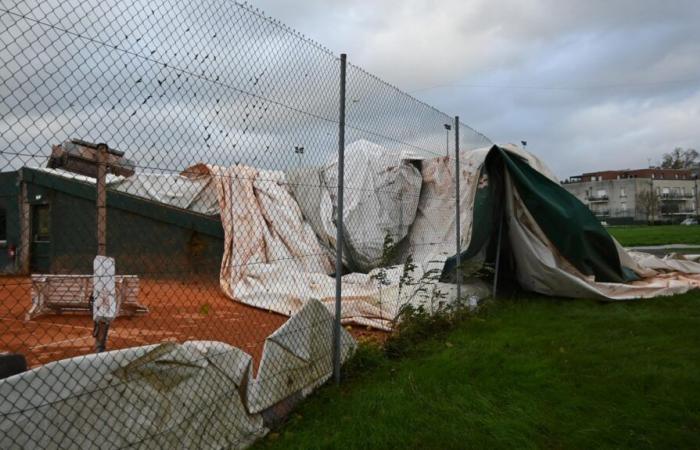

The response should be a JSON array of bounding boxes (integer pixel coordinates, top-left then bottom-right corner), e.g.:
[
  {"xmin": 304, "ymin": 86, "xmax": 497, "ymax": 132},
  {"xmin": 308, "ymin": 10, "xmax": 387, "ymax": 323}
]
[
  {"xmin": 33, "ymin": 205, "xmax": 50, "ymax": 242},
  {"xmin": 620, "ymin": 188, "xmax": 626, "ymax": 198},
  {"xmin": 621, "ymin": 202, "xmax": 627, "ymax": 211}
]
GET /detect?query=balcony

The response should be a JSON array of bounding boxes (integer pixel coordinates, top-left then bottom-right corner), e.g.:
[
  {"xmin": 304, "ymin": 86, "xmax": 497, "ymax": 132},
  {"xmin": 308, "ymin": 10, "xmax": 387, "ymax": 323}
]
[
  {"xmin": 586, "ymin": 194, "xmax": 608, "ymax": 203},
  {"xmin": 661, "ymin": 208, "xmax": 697, "ymax": 216},
  {"xmin": 659, "ymin": 193, "xmax": 694, "ymax": 201}
]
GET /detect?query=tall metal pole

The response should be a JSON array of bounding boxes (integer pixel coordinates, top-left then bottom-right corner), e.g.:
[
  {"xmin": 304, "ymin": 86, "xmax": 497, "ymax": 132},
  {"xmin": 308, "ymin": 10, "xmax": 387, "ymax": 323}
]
[
  {"xmin": 445, "ymin": 129, "xmax": 449, "ymax": 157},
  {"xmin": 492, "ymin": 215, "xmax": 503, "ymax": 299},
  {"xmin": 695, "ymin": 176, "xmax": 698, "ymax": 219},
  {"xmin": 332, "ymin": 53, "xmax": 347, "ymax": 385},
  {"xmin": 454, "ymin": 117, "xmax": 461, "ymax": 302},
  {"xmin": 96, "ymin": 143, "xmax": 108, "ymax": 256}
]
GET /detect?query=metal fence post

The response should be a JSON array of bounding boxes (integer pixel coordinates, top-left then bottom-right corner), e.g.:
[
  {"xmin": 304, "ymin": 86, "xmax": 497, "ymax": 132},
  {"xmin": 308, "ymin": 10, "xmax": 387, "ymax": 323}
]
[
  {"xmin": 332, "ymin": 53, "xmax": 347, "ymax": 385},
  {"xmin": 454, "ymin": 117, "xmax": 461, "ymax": 302},
  {"xmin": 492, "ymin": 213, "xmax": 503, "ymax": 299}
]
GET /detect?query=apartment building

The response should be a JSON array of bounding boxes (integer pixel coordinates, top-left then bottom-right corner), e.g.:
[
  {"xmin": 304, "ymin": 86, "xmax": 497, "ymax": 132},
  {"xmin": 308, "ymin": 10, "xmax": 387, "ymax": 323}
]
[{"xmin": 562, "ymin": 168, "xmax": 699, "ymax": 223}]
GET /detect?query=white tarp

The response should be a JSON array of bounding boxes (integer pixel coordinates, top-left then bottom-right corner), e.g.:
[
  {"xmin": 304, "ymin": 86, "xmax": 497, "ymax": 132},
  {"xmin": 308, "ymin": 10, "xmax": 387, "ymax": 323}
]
[
  {"xmin": 0, "ymin": 343, "xmax": 264, "ymax": 449},
  {"xmin": 110, "ymin": 171, "xmax": 220, "ymax": 216},
  {"xmin": 33, "ymin": 167, "xmax": 220, "ymax": 216},
  {"xmin": 322, "ymin": 139, "xmax": 423, "ymax": 271},
  {"xmin": 247, "ymin": 299, "xmax": 356, "ymax": 413},
  {"xmin": 0, "ymin": 299, "xmax": 356, "ymax": 450},
  {"xmin": 193, "ymin": 147, "xmax": 487, "ymax": 331}
]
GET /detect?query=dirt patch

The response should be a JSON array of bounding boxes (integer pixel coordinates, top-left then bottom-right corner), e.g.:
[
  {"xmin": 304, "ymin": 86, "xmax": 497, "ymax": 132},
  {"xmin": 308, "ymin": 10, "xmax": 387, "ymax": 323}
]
[
  {"xmin": 0, "ymin": 277, "xmax": 287, "ymax": 369},
  {"xmin": 0, "ymin": 276, "xmax": 387, "ymax": 370}
]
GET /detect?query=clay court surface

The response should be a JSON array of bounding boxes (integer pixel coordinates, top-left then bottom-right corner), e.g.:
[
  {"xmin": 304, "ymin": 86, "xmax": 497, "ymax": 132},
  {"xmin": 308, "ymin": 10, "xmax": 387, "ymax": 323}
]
[
  {"xmin": 0, "ymin": 276, "xmax": 387, "ymax": 370},
  {"xmin": 0, "ymin": 276, "xmax": 289, "ymax": 369}
]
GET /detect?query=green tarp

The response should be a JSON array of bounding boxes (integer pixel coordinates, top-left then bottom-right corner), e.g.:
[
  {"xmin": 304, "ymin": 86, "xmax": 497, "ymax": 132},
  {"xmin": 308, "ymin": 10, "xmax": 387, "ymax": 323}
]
[{"xmin": 446, "ymin": 146, "xmax": 631, "ymax": 283}]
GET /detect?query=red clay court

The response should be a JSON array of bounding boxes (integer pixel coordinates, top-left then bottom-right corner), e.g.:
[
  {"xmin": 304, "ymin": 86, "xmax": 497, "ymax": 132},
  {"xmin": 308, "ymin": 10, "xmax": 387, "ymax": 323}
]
[
  {"xmin": 0, "ymin": 276, "xmax": 386, "ymax": 370},
  {"xmin": 0, "ymin": 276, "xmax": 288, "ymax": 369}
]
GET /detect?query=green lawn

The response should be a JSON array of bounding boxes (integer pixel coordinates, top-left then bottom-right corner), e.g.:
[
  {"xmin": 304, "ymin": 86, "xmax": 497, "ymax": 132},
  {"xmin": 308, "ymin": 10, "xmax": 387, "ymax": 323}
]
[
  {"xmin": 608, "ymin": 225, "xmax": 700, "ymax": 247},
  {"xmin": 256, "ymin": 293, "xmax": 700, "ymax": 449}
]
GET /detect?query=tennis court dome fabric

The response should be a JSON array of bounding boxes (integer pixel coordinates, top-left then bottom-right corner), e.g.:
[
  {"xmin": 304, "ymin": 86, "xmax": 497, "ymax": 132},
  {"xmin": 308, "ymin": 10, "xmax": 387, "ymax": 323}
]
[{"xmin": 183, "ymin": 141, "xmax": 700, "ymax": 331}]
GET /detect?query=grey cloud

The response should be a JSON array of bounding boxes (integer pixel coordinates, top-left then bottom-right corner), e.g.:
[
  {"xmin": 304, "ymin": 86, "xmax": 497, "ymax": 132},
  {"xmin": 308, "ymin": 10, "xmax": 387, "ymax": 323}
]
[
  {"xmin": 255, "ymin": 0, "xmax": 700, "ymax": 177},
  {"xmin": 3, "ymin": 0, "xmax": 698, "ymax": 179}
]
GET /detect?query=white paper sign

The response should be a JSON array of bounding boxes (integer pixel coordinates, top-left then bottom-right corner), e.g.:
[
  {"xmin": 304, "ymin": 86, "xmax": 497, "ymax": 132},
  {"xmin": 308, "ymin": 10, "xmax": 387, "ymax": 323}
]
[{"xmin": 93, "ymin": 255, "xmax": 117, "ymax": 322}]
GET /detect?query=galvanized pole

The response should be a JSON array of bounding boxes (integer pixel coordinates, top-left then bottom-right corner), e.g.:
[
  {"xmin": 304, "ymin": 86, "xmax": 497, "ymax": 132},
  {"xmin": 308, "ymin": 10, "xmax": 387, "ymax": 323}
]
[
  {"xmin": 695, "ymin": 176, "xmax": 698, "ymax": 219},
  {"xmin": 454, "ymin": 117, "xmax": 461, "ymax": 302},
  {"xmin": 332, "ymin": 53, "xmax": 347, "ymax": 385},
  {"xmin": 96, "ymin": 143, "xmax": 108, "ymax": 256},
  {"xmin": 492, "ymin": 215, "xmax": 503, "ymax": 299}
]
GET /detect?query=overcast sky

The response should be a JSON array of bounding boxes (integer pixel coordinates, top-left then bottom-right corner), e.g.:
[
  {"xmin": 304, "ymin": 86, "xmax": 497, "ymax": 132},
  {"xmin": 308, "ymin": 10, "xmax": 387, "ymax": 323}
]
[{"xmin": 255, "ymin": 0, "xmax": 700, "ymax": 178}]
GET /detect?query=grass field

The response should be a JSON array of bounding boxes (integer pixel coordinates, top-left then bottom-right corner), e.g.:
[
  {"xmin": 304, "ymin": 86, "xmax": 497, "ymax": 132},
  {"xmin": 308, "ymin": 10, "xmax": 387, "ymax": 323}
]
[
  {"xmin": 608, "ymin": 224, "xmax": 700, "ymax": 247},
  {"xmin": 256, "ymin": 293, "xmax": 700, "ymax": 449}
]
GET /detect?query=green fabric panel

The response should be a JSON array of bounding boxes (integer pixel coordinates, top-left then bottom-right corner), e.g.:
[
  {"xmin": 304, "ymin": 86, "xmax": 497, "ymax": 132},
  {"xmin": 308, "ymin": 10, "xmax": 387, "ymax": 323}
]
[
  {"xmin": 443, "ymin": 164, "xmax": 496, "ymax": 273},
  {"xmin": 496, "ymin": 147, "xmax": 626, "ymax": 283}
]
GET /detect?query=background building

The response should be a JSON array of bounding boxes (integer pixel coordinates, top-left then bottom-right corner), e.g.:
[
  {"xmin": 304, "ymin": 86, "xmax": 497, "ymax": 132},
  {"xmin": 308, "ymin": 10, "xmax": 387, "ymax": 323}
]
[{"xmin": 563, "ymin": 168, "xmax": 699, "ymax": 224}]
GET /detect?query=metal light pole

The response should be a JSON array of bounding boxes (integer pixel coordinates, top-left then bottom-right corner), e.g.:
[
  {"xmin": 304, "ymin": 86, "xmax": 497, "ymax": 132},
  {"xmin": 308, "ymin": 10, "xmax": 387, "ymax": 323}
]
[
  {"xmin": 294, "ymin": 146, "xmax": 304, "ymax": 168},
  {"xmin": 444, "ymin": 123, "xmax": 451, "ymax": 156},
  {"xmin": 694, "ymin": 174, "xmax": 698, "ymax": 219}
]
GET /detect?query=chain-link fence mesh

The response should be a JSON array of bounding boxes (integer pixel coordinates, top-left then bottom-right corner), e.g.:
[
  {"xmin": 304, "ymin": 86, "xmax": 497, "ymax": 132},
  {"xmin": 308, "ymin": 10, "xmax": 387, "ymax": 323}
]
[{"xmin": 0, "ymin": 1, "xmax": 491, "ymax": 447}]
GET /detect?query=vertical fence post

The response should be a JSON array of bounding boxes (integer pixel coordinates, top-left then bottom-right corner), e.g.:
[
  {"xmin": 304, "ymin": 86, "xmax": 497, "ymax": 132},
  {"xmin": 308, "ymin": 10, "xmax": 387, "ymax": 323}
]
[
  {"xmin": 333, "ymin": 53, "xmax": 347, "ymax": 385},
  {"xmin": 492, "ymin": 214, "xmax": 503, "ymax": 299},
  {"xmin": 454, "ymin": 117, "xmax": 461, "ymax": 302}
]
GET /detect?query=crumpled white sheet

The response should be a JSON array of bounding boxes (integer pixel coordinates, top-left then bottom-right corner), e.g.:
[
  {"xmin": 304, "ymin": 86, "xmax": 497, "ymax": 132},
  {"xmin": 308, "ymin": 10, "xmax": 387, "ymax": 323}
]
[
  {"xmin": 323, "ymin": 139, "xmax": 423, "ymax": 271},
  {"xmin": 192, "ymin": 141, "xmax": 700, "ymax": 330},
  {"xmin": 0, "ymin": 299, "xmax": 356, "ymax": 450},
  {"xmin": 192, "ymin": 155, "xmax": 470, "ymax": 331}
]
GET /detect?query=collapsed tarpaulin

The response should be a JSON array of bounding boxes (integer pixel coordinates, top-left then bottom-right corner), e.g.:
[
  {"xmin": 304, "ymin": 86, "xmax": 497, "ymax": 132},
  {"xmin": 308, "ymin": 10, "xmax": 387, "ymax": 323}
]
[
  {"xmin": 187, "ymin": 143, "xmax": 468, "ymax": 331},
  {"xmin": 185, "ymin": 140, "xmax": 700, "ymax": 331},
  {"xmin": 0, "ymin": 299, "xmax": 355, "ymax": 449},
  {"xmin": 452, "ymin": 145, "xmax": 700, "ymax": 299}
]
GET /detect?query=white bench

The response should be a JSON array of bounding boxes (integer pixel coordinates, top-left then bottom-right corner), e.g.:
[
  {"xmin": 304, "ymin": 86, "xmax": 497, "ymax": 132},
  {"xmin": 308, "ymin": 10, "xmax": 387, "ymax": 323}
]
[{"xmin": 27, "ymin": 274, "xmax": 148, "ymax": 320}]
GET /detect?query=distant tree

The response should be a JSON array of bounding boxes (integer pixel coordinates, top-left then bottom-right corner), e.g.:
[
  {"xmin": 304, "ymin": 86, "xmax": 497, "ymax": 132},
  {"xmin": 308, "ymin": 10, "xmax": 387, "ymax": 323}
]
[
  {"xmin": 637, "ymin": 189, "xmax": 659, "ymax": 224},
  {"xmin": 660, "ymin": 147, "xmax": 699, "ymax": 169}
]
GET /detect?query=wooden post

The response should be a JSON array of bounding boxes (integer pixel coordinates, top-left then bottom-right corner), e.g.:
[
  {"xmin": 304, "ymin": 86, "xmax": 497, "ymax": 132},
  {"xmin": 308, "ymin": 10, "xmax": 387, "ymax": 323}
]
[
  {"xmin": 96, "ymin": 143, "xmax": 108, "ymax": 256},
  {"xmin": 18, "ymin": 180, "xmax": 31, "ymax": 274}
]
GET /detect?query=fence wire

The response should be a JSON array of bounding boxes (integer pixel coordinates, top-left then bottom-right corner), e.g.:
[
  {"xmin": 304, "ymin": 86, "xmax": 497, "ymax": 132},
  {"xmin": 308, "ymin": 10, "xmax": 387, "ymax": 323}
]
[{"xmin": 0, "ymin": 0, "xmax": 491, "ymax": 448}]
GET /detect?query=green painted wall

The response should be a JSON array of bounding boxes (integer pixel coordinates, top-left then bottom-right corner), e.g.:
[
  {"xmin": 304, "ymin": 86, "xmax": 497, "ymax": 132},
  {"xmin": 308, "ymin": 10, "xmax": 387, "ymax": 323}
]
[
  {"xmin": 0, "ymin": 172, "xmax": 20, "ymax": 273},
  {"xmin": 0, "ymin": 169, "xmax": 224, "ymax": 279},
  {"xmin": 48, "ymin": 190, "xmax": 223, "ymax": 278}
]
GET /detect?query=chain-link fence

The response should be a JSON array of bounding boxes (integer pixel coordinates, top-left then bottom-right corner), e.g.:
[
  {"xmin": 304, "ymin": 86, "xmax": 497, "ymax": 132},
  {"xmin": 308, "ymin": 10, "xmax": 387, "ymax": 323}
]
[{"xmin": 0, "ymin": 1, "xmax": 491, "ymax": 447}]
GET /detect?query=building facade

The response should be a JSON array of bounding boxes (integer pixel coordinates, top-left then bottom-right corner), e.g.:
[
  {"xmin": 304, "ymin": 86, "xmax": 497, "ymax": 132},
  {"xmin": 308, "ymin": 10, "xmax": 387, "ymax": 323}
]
[
  {"xmin": 563, "ymin": 168, "xmax": 699, "ymax": 223},
  {"xmin": 0, "ymin": 167, "xmax": 224, "ymax": 278}
]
